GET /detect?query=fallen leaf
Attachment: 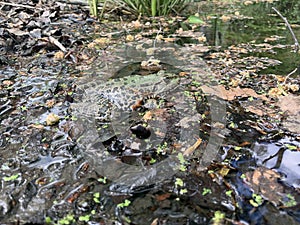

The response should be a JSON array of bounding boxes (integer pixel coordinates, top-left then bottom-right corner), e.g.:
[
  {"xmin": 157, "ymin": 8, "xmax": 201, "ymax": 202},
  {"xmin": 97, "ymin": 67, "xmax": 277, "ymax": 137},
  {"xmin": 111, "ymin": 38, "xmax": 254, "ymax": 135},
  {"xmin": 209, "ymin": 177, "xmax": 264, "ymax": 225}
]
[
  {"xmin": 245, "ymin": 167, "xmax": 283, "ymax": 206},
  {"xmin": 46, "ymin": 99, "xmax": 56, "ymax": 108},
  {"xmin": 183, "ymin": 138, "xmax": 202, "ymax": 156},
  {"xmin": 46, "ymin": 113, "xmax": 60, "ymax": 126},
  {"xmin": 151, "ymin": 218, "xmax": 159, "ymax": 225},
  {"xmin": 7, "ymin": 28, "xmax": 28, "ymax": 36},
  {"xmin": 197, "ymin": 36, "xmax": 207, "ymax": 42},
  {"xmin": 29, "ymin": 124, "xmax": 44, "ymax": 129},
  {"xmin": 246, "ymin": 106, "xmax": 265, "ymax": 116},
  {"xmin": 94, "ymin": 38, "xmax": 108, "ymax": 44},
  {"xmin": 288, "ymin": 84, "xmax": 299, "ymax": 92},
  {"xmin": 221, "ymin": 15, "xmax": 231, "ymax": 22},
  {"xmin": 268, "ymin": 87, "xmax": 285, "ymax": 97},
  {"xmin": 2, "ymin": 80, "xmax": 14, "ymax": 86},
  {"xmin": 155, "ymin": 193, "xmax": 171, "ymax": 201},
  {"xmin": 277, "ymin": 95, "xmax": 300, "ymax": 115},
  {"xmin": 201, "ymin": 85, "xmax": 268, "ymax": 101},
  {"xmin": 54, "ymin": 51, "xmax": 65, "ymax": 60},
  {"xmin": 126, "ymin": 35, "xmax": 134, "ymax": 42},
  {"xmin": 143, "ymin": 111, "xmax": 153, "ymax": 121}
]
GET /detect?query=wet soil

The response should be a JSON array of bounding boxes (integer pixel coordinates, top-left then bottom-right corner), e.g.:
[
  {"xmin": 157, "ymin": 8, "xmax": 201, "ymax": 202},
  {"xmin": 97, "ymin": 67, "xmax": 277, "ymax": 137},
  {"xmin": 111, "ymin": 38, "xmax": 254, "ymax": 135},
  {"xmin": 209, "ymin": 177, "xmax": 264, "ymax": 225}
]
[{"xmin": 0, "ymin": 0, "xmax": 300, "ymax": 224}]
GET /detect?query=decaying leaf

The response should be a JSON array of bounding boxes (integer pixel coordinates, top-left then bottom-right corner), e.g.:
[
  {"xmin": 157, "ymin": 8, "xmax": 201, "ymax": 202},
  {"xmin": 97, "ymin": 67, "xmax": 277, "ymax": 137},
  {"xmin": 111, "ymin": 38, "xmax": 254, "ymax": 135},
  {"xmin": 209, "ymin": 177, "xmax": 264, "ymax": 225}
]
[
  {"xmin": 54, "ymin": 51, "xmax": 65, "ymax": 60},
  {"xmin": 277, "ymin": 95, "xmax": 300, "ymax": 115},
  {"xmin": 151, "ymin": 218, "xmax": 159, "ymax": 225},
  {"xmin": 275, "ymin": 95, "xmax": 300, "ymax": 133},
  {"xmin": 268, "ymin": 87, "xmax": 286, "ymax": 97},
  {"xmin": 183, "ymin": 138, "xmax": 202, "ymax": 156},
  {"xmin": 155, "ymin": 193, "xmax": 171, "ymax": 201},
  {"xmin": 29, "ymin": 124, "xmax": 44, "ymax": 129},
  {"xmin": 245, "ymin": 167, "xmax": 284, "ymax": 206},
  {"xmin": 201, "ymin": 85, "xmax": 268, "ymax": 101},
  {"xmin": 46, "ymin": 113, "xmax": 60, "ymax": 126}
]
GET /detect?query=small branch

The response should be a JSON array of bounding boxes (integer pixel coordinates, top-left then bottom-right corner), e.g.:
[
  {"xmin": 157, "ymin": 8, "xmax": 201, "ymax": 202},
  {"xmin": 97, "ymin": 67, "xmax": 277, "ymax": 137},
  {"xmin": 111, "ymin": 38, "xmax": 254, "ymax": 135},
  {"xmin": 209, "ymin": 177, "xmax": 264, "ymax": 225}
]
[
  {"xmin": 49, "ymin": 36, "xmax": 67, "ymax": 52},
  {"xmin": 0, "ymin": 1, "xmax": 43, "ymax": 10},
  {"xmin": 272, "ymin": 7, "xmax": 299, "ymax": 52},
  {"xmin": 283, "ymin": 68, "xmax": 298, "ymax": 84},
  {"xmin": 153, "ymin": 22, "xmax": 162, "ymax": 48}
]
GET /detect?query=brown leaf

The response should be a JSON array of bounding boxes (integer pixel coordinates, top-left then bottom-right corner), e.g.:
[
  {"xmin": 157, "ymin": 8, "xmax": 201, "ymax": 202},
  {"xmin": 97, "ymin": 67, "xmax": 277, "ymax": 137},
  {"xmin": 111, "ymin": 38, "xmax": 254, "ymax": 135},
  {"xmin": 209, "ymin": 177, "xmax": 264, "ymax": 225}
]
[
  {"xmin": 143, "ymin": 111, "xmax": 153, "ymax": 121},
  {"xmin": 29, "ymin": 124, "xmax": 44, "ymax": 129},
  {"xmin": 54, "ymin": 51, "xmax": 65, "ymax": 60},
  {"xmin": 151, "ymin": 218, "xmax": 159, "ymax": 225},
  {"xmin": 201, "ymin": 85, "xmax": 268, "ymax": 101},
  {"xmin": 155, "ymin": 193, "xmax": 171, "ymax": 201},
  {"xmin": 183, "ymin": 138, "xmax": 202, "ymax": 156},
  {"xmin": 277, "ymin": 95, "xmax": 300, "ymax": 115},
  {"xmin": 245, "ymin": 167, "xmax": 283, "ymax": 205},
  {"xmin": 7, "ymin": 28, "xmax": 28, "ymax": 36},
  {"xmin": 276, "ymin": 95, "xmax": 300, "ymax": 134},
  {"xmin": 46, "ymin": 113, "xmax": 60, "ymax": 126}
]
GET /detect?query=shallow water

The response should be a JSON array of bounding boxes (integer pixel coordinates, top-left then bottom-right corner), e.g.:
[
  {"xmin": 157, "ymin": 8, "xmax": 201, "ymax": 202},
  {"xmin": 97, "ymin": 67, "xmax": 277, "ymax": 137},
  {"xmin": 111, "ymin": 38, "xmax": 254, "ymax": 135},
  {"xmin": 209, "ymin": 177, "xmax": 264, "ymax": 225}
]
[
  {"xmin": 0, "ymin": 0, "xmax": 300, "ymax": 224},
  {"xmin": 253, "ymin": 137, "xmax": 300, "ymax": 188},
  {"xmin": 196, "ymin": 0, "xmax": 300, "ymax": 76}
]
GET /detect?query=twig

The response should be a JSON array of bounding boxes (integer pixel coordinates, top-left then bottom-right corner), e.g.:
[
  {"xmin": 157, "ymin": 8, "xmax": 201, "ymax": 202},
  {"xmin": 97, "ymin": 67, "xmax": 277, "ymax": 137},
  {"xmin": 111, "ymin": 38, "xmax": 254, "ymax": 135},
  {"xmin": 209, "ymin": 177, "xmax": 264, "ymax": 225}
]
[
  {"xmin": 272, "ymin": 7, "xmax": 299, "ymax": 52},
  {"xmin": 153, "ymin": 22, "xmax": 163, "ymax": 48},
  {"xmin": 0, "ymin": 1, "xmax": 43, "ymax": 10},
  {"xmin": 283, "ymin": 68, "xmax": 298, "ymax": 84},
  {"xmin": 48, "ymin": 36, "xmax": 67, "ymax": 52}
]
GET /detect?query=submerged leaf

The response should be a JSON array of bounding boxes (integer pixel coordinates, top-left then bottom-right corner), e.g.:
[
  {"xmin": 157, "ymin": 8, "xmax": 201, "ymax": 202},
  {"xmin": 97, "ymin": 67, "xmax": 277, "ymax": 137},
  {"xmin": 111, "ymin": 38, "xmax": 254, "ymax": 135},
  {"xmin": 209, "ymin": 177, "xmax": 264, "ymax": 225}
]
[
  {"xmin": 3, "ymin": 174, "xmax": 19, "ymax": 181},
  {"xmin": 245, "ymin": 167, "xmax": 283, "ymax": 206}
]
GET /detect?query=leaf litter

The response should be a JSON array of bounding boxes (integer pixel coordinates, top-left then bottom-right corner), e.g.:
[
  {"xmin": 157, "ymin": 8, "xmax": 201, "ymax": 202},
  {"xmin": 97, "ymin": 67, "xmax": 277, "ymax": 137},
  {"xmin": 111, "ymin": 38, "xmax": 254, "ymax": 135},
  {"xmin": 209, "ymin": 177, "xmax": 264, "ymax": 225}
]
[{"xmin": 0, "ymin": 0, "xmax": 299, "ymax": 224}]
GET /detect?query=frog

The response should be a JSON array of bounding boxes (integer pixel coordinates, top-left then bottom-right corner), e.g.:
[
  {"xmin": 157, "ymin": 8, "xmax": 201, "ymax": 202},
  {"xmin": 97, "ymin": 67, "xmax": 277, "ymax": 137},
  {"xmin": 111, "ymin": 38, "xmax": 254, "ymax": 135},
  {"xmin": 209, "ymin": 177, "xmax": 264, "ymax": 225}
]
[{"xmin": 71, "ymin": 69, "xmax": 194, "ymax": 153}]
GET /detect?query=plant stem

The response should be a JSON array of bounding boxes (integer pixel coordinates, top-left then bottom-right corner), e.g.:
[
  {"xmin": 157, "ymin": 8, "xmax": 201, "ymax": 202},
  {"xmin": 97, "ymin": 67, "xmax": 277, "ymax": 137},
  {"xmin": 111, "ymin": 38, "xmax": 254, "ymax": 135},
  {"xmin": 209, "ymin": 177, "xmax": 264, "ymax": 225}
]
[{"xmin": 151, "ymin": 0, "xmax": 157, "ymax": 17}]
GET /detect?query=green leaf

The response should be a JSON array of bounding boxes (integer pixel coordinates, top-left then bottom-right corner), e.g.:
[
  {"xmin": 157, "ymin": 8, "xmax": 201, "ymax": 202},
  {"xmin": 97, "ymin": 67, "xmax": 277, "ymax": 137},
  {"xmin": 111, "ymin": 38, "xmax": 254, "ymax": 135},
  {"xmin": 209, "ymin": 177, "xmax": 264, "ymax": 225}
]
[
  {"xmin": 285, "ymin": 144, "xmax": 297, "ymax": 150},
  {"xmin": 212, "ymin": 211, "xmax": 225, "ymax": 224},
  {"xmin": 202, "ymin": 188, "xmax": 212, "ymax": 196},
  {"xmin": 229, "ymin": 122, "xmax": 235, "ymax": 128},
  {"xmin": 93, "ymin": 197, "xmax": 100, "ymax": 203},
  {"xmin": 97, "ymin": 177, "xmax": 107, "ymax": 184},
  {"xmin": 284, "ymin": 194, "xmax": 297, "ymax": 207},
  {"xmin": 45, "ymin": 216, "xmax": 52, "ymax": 224},
  {"xmin": 93, "ymin": 192, "xmax": 101, "ymax": 203},
  {"xmin": 180, "ymin": 188, "xmax": 188, "ymax": 194},
  {"xmin": 234, "ymin": 146, "xmax": 242, "ymax": 151},
  {"xmin": 79, "ymin": 214, "xmax": 90, "ymax": 222},
  {"xmin": 117, "ymin": 199, "xmax": 131, "ymax": 208},
  {"xmin": 3, "ymin": 174, "xmax": 19, "ymax": 181},
  {"xmin": 179, "ymin": 164, "xmax": 187, "ymax": 172},
  {"xmin": 188, "ymin": 15, "xmax": 205, "ymax": 24},
  {"xmin": 150, "ymin": 158, "xmax": 156, "ymax": 164},
  {"xmin": 250, "ymin": 193, "xmax": 263, "ymax": 207},
  {"xmin": 177, "ymin": 153, "xmax": 185, "ymax": 164},
  {"xmin": 175, "ymin": 178, "xmax": 184, "ymax": 187},
  {"xmin": 249, "ymin": 199, "xmax": 259, "ymax": 207},
  {"xmin": 225, "ymin": 190, "xmax": 233, "ymax": 197}
]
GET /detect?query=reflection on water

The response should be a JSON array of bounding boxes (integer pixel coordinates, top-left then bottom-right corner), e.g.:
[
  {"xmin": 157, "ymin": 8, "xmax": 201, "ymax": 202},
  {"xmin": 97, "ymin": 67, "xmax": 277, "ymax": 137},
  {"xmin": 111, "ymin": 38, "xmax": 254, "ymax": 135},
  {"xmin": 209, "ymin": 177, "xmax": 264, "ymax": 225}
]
[
  {"xmin": 198, "ymin": 0, "xmax": 300, "ymax": 75},
  {"xmin": 252, "ymin": 137, "xmax": 300, "ymax": 188}
]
